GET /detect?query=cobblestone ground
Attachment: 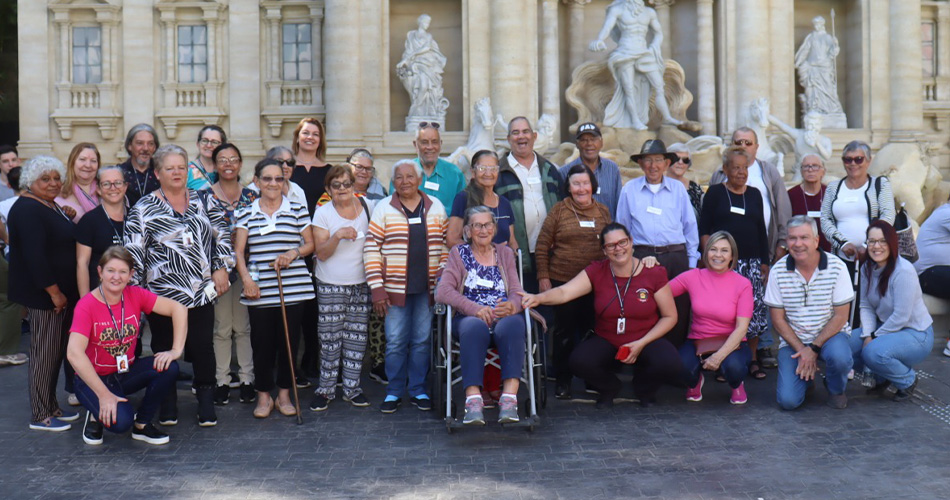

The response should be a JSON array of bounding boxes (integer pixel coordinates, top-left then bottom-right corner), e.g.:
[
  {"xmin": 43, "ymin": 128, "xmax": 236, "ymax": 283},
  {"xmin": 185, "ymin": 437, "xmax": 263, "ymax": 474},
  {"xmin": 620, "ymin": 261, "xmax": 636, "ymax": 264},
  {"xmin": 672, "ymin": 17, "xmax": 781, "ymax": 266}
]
[{"xmin": 1, "ymin": 330, "xmax": 950, "ymax": 499}]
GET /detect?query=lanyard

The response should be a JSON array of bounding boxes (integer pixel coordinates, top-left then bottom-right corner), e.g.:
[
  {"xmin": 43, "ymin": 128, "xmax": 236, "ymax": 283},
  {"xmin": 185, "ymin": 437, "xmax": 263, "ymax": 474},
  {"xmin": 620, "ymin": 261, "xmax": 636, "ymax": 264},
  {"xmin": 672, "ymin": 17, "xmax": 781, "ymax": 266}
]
[
  {"xmin": 98, "ymin": 285, "xmax": 125, "ymax": 340},
  {"xmin": 103, "ymin": 206, "xmax": 124, "ymax": 244},
  {"xmin": 609, "ymin": 265, "xmax": 634, "ymax": 317},
  {"xmin": 133, "ymin": 169, "xmax": 150, "ymax": 197},
  {"xmin": 725, "ymin": 188, "xmax": 746, "ymax": 210},
  {"xmin": 801, "ymin": 188, "xmax": 822, "ymax": 212},
  {"xmin": 76, "ymin": 185, "xmax": 99, "ymax": 208}
]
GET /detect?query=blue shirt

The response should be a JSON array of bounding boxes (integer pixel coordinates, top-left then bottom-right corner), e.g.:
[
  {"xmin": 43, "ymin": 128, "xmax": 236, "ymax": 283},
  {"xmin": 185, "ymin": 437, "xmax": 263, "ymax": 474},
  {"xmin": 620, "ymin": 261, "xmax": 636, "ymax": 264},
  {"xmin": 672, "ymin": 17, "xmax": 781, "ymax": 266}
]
[
  {"xmin": 616, "ymin": 176, "xmax": 700, "ymax": 267},
  {"xmin": 391, "ymin": 158, "xmax": 467, "ymax": 210},
  {"xmin": 559, "ymin": 157, "xmax": 623, "ymax": 220}
]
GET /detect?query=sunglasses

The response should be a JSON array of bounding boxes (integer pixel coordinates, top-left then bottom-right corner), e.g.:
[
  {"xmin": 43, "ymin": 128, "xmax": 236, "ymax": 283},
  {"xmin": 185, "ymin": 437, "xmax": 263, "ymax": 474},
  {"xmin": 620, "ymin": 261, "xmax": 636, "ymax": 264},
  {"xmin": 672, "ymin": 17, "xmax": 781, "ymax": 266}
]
[
  {"xmin": 419, "ymin": 121, "xmax": 441, "ymax": 130},
  {"xmin": 279, "ymin": 158, "xmax": 297, "ymax": 168},
  {"xmin": 675, "ymin": 157, "xmax": 692, "ymax": 165},
  {"xmin": 260, "ymin": 176, "xmax": 285, "ymax": 184},
  {"xmin": 842, "ymin": 156, "xmax": 866, "ymax": 165},
  {"xmin": 733, "ymin": 140, "xmax": 755, "ymax": 147},
  {"xmin": 330, "ymin": 181, "xmax": 353, "ymax": 190}
]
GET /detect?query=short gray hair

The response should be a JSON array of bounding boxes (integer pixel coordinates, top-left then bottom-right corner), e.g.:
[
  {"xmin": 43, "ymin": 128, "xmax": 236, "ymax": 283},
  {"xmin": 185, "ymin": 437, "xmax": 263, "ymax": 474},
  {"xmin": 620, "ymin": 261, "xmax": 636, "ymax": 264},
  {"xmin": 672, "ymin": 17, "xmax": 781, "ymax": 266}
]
[
  {"xmin": 667, "ymin": 143, "xmax": 689, "ymax": 154},
  {"xmin": 152, "ymin": 144, "xmax": 188, "ymax": 172},
  {"xmin": 462, "ymin": 205, "xmax": 497, "ymax": 243},
  {"xmin": 799, "ymin": 154, "xmax": 824, "ymax": 170},
  {"xmin": 124, "ymin": 123, "xmax": 160, "ymax": 155},
  {"xmin": 347, "ymin": 148, "xmax": 374, "ymax": 164},
  {"xmin": 722, "ymin": 146, "xmax": 752, "ymax": 166},
  {"xmin": 264, "ymin": 145, "xmax": 293, "ymax": 160},
  {"xmin": 96, "ymin": 165, "xmax": 125, "ymax": 182},
  {"xmin": 842, "ymin": 140, "xmax": 872, "ymax": 160},
  {"xmin": 787, "ymin": 214, "xmax": 819, "ymax": 237},
  {"xmin": 732, "ymin": 126, "xmax": 758, "ymax": 144},
  {"xmin": 20, "ymin": 155, "xmax": 66, "ymax": 189},
  {"xmin": 391, "ymin": 158, "xmax": 422, "ymax": 180}
]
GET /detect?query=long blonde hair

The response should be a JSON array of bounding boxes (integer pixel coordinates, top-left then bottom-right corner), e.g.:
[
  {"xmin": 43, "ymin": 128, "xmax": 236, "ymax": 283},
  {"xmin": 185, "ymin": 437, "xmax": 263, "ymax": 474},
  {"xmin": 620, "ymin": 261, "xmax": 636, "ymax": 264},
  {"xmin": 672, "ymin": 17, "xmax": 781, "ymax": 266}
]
[{"xmin": 61, "ymin": 143, "xmax": 101, "ymax": 196}]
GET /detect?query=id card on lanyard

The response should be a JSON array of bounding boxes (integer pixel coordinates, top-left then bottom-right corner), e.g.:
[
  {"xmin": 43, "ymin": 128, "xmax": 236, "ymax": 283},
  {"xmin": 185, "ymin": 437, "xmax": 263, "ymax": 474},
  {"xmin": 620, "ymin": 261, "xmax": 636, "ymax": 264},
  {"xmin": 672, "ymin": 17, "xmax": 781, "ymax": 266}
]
[
  {"xmin": 610, "ymin": 268, "xmax": 633, "ymax": 335},
  {"xmin": 99, "ymin": 285, "xmax": 129, "ymax": 373}
]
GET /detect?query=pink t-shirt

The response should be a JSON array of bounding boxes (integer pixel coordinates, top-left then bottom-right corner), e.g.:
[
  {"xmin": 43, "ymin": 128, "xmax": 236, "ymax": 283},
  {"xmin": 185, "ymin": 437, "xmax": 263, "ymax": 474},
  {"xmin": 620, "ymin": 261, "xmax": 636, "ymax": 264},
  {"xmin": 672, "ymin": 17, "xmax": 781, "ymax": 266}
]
[
  {"xmin": 70, "ymin": 286, "xmax": 158, "ymax": 376},
  {"xmin": 669, "ymin": 268, "xmax": 753, "ymax": 340}
]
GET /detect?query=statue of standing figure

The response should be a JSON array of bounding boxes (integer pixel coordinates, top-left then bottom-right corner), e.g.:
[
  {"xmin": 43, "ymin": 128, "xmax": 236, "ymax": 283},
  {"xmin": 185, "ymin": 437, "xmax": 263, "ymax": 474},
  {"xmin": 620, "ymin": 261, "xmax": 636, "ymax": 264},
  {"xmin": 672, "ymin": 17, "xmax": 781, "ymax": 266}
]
[
  {"xmin": 588, "ymin": 0, "xmax": 682, "ymax": 131},
  {"xmin": 397, "ymin": 14, "xmax": 450, "ymax": 131},
  {"xmin": 795, "ymin": 15, "xmax": 847, "ymax": 128}
]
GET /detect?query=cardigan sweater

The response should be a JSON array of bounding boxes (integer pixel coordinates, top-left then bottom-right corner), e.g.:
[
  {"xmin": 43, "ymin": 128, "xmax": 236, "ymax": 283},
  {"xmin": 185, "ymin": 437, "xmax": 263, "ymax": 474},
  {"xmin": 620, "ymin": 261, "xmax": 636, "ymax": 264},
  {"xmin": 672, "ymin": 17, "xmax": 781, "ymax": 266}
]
[
  {"xmin": 819, "ymin": 175, "xmax": 895, "ymax": 257},
  {"xmin": 364, "ymin": 191, "xmax": 448, "ymax": 306},
  {"xmin": 434, "ymin": 242, "xmax": 525, "ymax": 317}
]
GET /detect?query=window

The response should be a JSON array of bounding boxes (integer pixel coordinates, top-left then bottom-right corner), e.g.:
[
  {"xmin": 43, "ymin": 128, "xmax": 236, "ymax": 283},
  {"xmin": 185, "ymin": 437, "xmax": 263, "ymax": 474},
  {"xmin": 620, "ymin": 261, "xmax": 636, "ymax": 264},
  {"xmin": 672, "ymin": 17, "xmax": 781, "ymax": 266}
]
[
  {"xmin": 178, "ymin": 25, "xmax": 208, "ymax": 83},
  {"xmin": 282, "ymin": 23, "xmax": 312, "ymax": 81},
  {"xmin": 922, "ymin": 21, "xmax": 936, "ymax": 78},
  {"xmin": 72, "ymin": 27, "xmax": 102, "ymax": 84}
]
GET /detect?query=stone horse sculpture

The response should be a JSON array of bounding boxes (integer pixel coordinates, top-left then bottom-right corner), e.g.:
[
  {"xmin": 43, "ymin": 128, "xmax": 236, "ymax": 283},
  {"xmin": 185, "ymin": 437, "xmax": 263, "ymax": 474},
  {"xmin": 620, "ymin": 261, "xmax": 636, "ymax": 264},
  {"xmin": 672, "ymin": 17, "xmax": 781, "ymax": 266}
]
[
  {"xmin": 742, "ymin": 97, "xmax": 785, "ymax": 174},
  {"xmin": 448, "ymin": 97, "xmax": 497, "ymax": 176}
]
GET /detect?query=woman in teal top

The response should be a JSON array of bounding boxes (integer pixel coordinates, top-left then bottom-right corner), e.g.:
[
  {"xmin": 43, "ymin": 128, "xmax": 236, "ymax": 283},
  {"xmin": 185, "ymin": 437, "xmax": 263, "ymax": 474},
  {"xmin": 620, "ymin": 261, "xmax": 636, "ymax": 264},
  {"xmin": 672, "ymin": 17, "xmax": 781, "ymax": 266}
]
[{"xmin": 187, "ymin": 125, "xmax": 227, "ymax": 191}]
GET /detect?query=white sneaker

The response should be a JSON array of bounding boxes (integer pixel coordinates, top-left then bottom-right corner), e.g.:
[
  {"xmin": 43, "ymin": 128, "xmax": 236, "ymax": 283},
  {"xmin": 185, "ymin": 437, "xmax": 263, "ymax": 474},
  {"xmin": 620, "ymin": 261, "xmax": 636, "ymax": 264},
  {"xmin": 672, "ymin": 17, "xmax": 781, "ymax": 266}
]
[
  {"xmin": 943, "ymin": 340, "xmax": 950, "ymax": 358},
  {"xmin": 67, "ymin": 393, "xmax": 81, "ymax": 406},
  {"xmin": 0, "ymin": 353, "xmax": 28, "ymax": 366}
]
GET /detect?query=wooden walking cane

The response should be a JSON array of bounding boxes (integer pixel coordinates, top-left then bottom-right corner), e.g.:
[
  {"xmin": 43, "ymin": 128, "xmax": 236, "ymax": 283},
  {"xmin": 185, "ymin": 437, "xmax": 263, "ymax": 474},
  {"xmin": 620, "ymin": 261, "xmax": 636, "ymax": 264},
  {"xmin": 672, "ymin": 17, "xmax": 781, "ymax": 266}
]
[{"xmin": 275, "ymin": 265, "xmax": 303, "ymax": 425}]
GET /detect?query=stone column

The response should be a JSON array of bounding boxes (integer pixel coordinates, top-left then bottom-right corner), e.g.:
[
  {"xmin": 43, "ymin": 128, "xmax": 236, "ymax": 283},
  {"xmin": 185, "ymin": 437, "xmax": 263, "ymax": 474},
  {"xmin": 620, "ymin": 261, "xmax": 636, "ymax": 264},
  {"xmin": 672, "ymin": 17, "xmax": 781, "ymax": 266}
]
[
  {"xmin": 490, "ymin": 0, "xmax": 538, "ymax": 127},
  {"xmin": 310, "ymin": 5, "xmax": 325, "ymax": 110},
  {"xmin": 540, "ymin": 0, "xmax": 560, "ymax": 142},
  {"xmin": 358, "ymin": 0, "xmax": 383, "ymax": 140},
  {"xmin": 564, "ymin": 0, "xmax": 591, "ymax": 73},
  {"xmin": 16, "ymin": 0, "xmax": 53, "ymax": 155},
  {"xmin": 889, "ymin": 0, "xmax": 924, "ymax": 141},
  {"xmin": 653, "ymin": 0, "xmax": 674, "ymax": 60},
  {"xmin": 228, "ymin": 0, "xmax": 263, "ymax": 164},
  {"xmin": 467, "ymin": 0, "xmax": 492, "ymax": 105},
  {"xmin": 734, "ymin": 0, "xmax": 770, "ymax": 126},
  {"xmin": 696, "ymin": 0, "xmax": 716, "ymax": 134},
  {"xmin": 323, "ymin": 0, "xmax": 362, "ymax": 144},
  {"xmin": 769, "ymin": 0, "xmax": 794, "ymax": 124},
  {"xmin": 867, "ymin": 0, "xmax": 890, "ymax": 136}
]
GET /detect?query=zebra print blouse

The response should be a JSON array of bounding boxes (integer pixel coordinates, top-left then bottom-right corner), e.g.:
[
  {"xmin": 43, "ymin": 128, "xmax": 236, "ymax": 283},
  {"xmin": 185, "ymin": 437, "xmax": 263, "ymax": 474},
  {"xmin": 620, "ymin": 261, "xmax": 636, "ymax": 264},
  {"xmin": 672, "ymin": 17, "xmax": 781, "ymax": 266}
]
[{"xmin": 124, "ymin": 190, "xmax": 234, "ymax": 308}]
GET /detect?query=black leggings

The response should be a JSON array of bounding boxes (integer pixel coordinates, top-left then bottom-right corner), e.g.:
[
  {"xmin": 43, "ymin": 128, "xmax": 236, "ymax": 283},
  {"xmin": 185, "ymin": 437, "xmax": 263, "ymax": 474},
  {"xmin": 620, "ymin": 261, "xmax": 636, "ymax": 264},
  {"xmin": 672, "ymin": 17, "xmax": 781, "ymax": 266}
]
[
  {"xmin": 148, "ymin": 303, "xmax": 215, "ymax": 388},
  {"xmin": 551, "ymin": 280, "xmax": 594, "ymax": 385},
  {"xmin": 919, "ymin": 266, "xmax": 950, "ymax": 300},
  {"xmin": 569, "ymin": 335, "xmax": 683, "ymax": 400}
]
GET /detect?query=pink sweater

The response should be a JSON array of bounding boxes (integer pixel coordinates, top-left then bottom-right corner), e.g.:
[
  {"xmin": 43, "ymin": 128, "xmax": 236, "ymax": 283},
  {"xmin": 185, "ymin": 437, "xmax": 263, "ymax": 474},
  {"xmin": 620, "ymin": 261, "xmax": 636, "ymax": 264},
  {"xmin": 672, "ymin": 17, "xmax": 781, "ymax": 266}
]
[
  {"xmin": 669, "ymin": 268, "xmax": 753, "ymax": 340},
  {"xmin": 435, "ymin": 243, "xmax": 525, "ymax": 317}
]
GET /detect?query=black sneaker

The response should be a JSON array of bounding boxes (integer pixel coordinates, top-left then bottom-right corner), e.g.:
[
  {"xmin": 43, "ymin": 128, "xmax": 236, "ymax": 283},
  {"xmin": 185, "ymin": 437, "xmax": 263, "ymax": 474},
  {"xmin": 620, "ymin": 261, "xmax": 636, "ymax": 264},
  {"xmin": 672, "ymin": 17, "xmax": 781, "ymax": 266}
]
[
  {"xmin": 369, "ymin": 364, "xmax": 388, "ymax": 385},
  {"xmin": 131, "ymin": 422, "xmax": 170, "ymax": 445},
  {"xmin": 213, "ymin": 385, "xmax": 230, "ymax": 406},
  {"xmin": 343, "ymin": 393, "xmax": 371, "ymax": 407},
  {"xmin": 555, "ymin": 382, "xmax": 572, "ymax": 400},
  {"xmin": 893, "ymin": 376, "xmax": 918, "ymax": 402},
  {"xmin": 410, "ymin": 396, "xmax": 432, "ymax": 411},
  {"xmin": 239, "ymin": 384, "xmax": 256, "ymax": 404},
  {"xmin": 295, "ymin": 376, "xmax": 312, "ymax": 389},
  {"xmin": 757, "ymin": 349, "xmax": 778, "ymax": 369},
  {"xmin": 82, "ymin": 412, "xmax": 103, "ymax": 446},
  {"xmin": 380, "ymin": 398, "xmax": 401, "ymax": 414},
  {"xmin": 309, "ymin": 394, "xmax": 330, "ymax": 412},
  {"xmin": 157, "ymin": 415, "xmax": 178, "ymax": 426}
]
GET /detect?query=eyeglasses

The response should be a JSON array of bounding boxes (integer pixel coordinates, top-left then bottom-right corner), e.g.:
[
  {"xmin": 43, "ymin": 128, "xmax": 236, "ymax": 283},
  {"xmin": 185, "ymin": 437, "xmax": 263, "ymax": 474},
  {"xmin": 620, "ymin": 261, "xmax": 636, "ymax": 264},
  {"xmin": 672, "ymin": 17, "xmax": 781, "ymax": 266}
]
[
  {"xmin": 348, "ymin": 162, "xmax": 375, "ymax": 173},
  {"xmin": 842, "ymin": 156, "xmax": 866, "ymax": 165},
  {"xmin": 675, "ymin": 157, "xmax": 692, "ymax": 165},
  {"xmin": 279, "ymin": 158, "xmax": 296, "ymax": 168},
  {"xmin": 801, "ymin": 164, "xmax": 823, "ymax": 171},
  {"xmin": 474, "ymin": 165, "xmax": 499, "ymax": 173},
  {"xmin": 199, "ymin": 139, "xmax": 222, "ymax": 147},
  {"xmin": 603, "ymin": 238, "xmax": 631, "ymax": 251},
  {"xmin": 330, "ymin": 181, "xmax": 353, "ymax": 190},
  {"xmin": 99, "ymin": 180, "xmax": 126, "ymax": 189},
  {"xmin": 470, "ymin": 222, "xmax": 496, "ymax": 231},
  {"xmin": 866, "ymin": 238, "xmax": 887, "ymax": 248},
  {"xmin": 419, "ymin": 122, "xmax": 441, "ymax": 130},
  {"xmin": 217, "ymin": 157, "xmax": 241, "ymax": 165},
  {"xmin": 733, "ymin": 140, "xmax": 756, "ymax": 147},
  {"xmin": 260, "ymin": 176, "xmax": 285, "ymax": 184}
]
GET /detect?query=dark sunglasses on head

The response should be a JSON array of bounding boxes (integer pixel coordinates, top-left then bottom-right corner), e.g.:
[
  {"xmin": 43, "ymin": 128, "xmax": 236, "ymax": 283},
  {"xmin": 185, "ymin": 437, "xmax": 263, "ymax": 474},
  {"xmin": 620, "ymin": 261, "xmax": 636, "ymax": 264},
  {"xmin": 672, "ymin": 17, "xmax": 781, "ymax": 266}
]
[
  {"xmin": 419, "ymin": 121, "xmax": 441, "ymax": 130},
  {"xmin": 841, "ymin": 156, "xmax": 865, "ymax": 165}
]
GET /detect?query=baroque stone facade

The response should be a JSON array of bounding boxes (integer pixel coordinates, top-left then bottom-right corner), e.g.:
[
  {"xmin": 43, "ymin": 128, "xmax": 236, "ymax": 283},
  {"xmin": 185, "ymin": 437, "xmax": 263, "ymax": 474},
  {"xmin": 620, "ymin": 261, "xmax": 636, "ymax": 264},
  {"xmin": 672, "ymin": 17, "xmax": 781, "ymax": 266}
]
[{"xmin": 15, "ymin": 0, "xmax": 950, "ymax": 179}]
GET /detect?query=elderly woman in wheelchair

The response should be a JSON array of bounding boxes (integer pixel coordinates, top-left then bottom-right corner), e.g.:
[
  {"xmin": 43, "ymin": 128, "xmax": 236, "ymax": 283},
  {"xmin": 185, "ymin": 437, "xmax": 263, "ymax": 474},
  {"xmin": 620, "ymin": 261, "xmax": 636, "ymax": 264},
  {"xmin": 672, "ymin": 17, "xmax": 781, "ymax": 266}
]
[{"xmin": 435, "ymin": 206, "xmax": 526, "ymax": 425}]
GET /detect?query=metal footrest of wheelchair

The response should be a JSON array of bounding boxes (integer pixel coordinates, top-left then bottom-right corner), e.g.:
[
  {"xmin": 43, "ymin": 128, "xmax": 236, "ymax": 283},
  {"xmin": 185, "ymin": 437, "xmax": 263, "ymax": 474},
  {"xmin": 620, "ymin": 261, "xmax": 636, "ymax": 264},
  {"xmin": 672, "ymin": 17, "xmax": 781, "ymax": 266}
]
[{"xmin": 443, "ymin": 414, "xmax": 539, "ymax": 432}]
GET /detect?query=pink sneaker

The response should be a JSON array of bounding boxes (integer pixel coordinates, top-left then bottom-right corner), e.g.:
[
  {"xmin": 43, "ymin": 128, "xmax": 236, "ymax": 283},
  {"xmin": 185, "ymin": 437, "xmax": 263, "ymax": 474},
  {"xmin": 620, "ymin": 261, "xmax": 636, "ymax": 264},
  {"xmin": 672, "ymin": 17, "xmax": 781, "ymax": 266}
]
[
  {"xmin": 730, "ymin": 382, "xmax": 748, "ymax": 405},
  {"xmin": 686, "ymin": 373, "xmax": 703, "ymax": 402}
]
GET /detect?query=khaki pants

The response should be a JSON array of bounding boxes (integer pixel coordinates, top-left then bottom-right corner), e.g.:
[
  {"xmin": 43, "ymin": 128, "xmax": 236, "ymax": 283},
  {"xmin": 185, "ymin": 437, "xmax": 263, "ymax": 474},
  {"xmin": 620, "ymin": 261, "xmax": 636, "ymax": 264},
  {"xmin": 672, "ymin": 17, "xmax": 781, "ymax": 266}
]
[{"xmin": 213, "ymin": 280, "xmax": 253, "ymax": 386}]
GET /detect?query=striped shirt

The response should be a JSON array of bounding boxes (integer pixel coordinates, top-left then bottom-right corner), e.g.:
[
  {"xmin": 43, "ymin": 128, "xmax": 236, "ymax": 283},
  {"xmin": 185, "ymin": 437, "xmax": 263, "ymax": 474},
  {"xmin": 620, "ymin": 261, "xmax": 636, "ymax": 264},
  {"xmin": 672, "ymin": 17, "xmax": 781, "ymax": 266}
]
[
  {"xmin": 235, "ymin": 198, "xmax": 315, "ymax": 307},
  {"xmin": 763, "ymin": 251, "xmax": 854, "ymax": 347}
]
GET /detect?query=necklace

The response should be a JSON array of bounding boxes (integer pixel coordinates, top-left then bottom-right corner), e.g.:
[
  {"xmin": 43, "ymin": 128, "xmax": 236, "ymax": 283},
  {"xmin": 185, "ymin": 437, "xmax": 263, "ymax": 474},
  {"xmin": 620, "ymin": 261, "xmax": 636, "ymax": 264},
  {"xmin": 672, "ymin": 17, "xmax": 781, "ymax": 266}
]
[{"xmin": 27, "ymin": 192, "xmax": 71, "ymax": 222}]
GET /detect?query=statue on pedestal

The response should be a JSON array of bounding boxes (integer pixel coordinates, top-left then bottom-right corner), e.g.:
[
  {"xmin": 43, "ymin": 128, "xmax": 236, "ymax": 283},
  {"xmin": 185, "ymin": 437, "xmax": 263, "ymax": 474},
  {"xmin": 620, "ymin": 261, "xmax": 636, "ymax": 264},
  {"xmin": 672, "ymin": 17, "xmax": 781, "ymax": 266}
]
[
  {"xmin": 396, "ymin": 14, "xmax": 450, "ymax": 131},
  {"xmin": 795, "ymin": 15, "xmax": 847, "ymax": 128},
  {"xmin": 588, "ymin": 0, "xmax": 682, "ymax": 131}
]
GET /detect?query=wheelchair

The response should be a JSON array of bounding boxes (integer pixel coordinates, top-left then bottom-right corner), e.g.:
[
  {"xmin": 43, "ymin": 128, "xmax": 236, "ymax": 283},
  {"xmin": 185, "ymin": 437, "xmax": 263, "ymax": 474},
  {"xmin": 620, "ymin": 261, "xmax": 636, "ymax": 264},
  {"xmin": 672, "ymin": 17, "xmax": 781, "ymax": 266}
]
[{"xmin": 431, "ymin": 249, "xmax": 546, "ymax": 433}]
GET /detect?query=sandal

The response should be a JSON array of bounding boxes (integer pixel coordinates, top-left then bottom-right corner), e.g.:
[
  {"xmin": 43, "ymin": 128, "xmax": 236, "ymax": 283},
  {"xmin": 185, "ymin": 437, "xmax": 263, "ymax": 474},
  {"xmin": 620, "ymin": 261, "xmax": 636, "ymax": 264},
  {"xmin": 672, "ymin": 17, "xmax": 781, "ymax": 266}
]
[{"xmin": 749, "ymin": 362, "xmax": 767, "ymax": 380}]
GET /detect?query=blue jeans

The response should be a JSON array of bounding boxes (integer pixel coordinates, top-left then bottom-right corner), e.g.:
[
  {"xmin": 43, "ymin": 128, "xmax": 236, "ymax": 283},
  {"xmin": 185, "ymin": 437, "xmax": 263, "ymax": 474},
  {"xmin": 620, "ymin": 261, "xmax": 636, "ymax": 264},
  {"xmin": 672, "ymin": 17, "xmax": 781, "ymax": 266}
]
[
  {"xmin": 384, "ymin": 293, "xmax": 433, "ymax": 398},
  {"xmin": 454, "ymin": 315, "xmax": 525, "ymax": 389},
  {"xmin": 679, "ymin": 340, "xmax": 751, "ymax": 389},
  {"xmin": 776, "ymin": 332, "xmax": 853, "ymax": 410},
  {"xmin": 849, "ymin": 326, "xmax": 934, "ymax": 390},
  {"xmin": 74, "ymin": 356, "xmax": 179, "ymax": 433}
]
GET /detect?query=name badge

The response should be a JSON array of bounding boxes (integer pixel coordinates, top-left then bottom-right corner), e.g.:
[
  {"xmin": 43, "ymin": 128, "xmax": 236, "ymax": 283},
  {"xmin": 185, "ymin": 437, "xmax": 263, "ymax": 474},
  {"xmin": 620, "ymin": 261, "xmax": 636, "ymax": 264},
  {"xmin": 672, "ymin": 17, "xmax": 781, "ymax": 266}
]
[
  {"xmin": 475, "ymin": 278, "xmax": 494, "ymax": 288},
  {"xmin": 408, "ymin": 217, "xmax": 423, "ymax": 225},
  {"xmin": 204, "ymin": 282, "xmax": 218, "ymax": 301},
  {"xmin": 116, "ymin": 354, "xmax": 129, "ymax": 374},
  {"xmin": 527, "ymin": 177, "xmax": 541, "ymax": 185},
  {"xmin": 807, "ymin": 210, "xmax": 821, "ymax": 219},
  {"xmin": 730, "ymin": 206, "xmax": 746, "ymax": 215},
  {"xmin": 616, "ymin": 317, "xmax": 626, "ymax": 335},
  {"xmin": 260, "ymin": 223, "xmax": 277, "ymax": 235},
  {"xmin": 424, "ymin": 181, "xmax": 440, "ymax": 191},
  {"xmin": 646, "ymin": 206, "xmax": 662, "ymax": 216},
  {"xmin": 112, "ymin": 236, "xmax": 124, "ymax": 246},
  {"xmin": 182, "ymin": 230, "xmax": 195, "ymax": 247},
  {"xmin": 579, "ymin": 221, "xmax": 596, "ymax": 228},
  {"xmin": 596, "ymin": 187, "xmax": 602, "ymax": 195},
  {"xmin": 356, "ymin": 231, "xmax": 365, "ymax": 239}
]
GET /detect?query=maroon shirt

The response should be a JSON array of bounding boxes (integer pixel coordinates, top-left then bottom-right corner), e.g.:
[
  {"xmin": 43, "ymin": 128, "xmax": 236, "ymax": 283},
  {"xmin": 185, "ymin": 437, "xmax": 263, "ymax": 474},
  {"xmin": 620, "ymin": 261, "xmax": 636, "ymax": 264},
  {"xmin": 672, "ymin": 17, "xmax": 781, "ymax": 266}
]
[
  {"xmin": 787, "ymin": 184, "xmax": 831, "ymax": 252},
  {"xmin": 584, "ymin": 259, "xmax": 669, "ymax": 347}
]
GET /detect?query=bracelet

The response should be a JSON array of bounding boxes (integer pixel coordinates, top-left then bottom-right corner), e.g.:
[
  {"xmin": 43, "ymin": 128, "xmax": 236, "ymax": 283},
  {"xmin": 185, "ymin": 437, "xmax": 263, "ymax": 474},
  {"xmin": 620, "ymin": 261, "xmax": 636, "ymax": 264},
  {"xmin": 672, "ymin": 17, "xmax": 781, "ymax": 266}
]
[
  {"xmin": 807, "ymin": 343, "xmax": 821, "ymax": 354},
  {"xmin": 292, "ymin": 247, "xmax": 301, "ymax": 259}
]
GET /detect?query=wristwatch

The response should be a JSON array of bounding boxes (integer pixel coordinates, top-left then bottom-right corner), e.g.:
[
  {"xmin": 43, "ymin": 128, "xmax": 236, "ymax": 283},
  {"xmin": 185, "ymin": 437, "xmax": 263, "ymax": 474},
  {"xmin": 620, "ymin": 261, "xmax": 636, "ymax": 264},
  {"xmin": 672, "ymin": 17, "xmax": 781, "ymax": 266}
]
[{"xmin": 807, "ymin": 343, "xmax": 821, "ymax": 354}]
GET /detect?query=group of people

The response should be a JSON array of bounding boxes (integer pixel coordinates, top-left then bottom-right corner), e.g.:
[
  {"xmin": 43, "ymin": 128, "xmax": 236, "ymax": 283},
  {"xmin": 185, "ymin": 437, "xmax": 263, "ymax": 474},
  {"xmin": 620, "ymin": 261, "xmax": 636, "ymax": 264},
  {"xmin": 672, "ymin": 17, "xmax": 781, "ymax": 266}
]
[{"xmin": 0, "ymin": 113, "xmax": 947, "ymax": 443}]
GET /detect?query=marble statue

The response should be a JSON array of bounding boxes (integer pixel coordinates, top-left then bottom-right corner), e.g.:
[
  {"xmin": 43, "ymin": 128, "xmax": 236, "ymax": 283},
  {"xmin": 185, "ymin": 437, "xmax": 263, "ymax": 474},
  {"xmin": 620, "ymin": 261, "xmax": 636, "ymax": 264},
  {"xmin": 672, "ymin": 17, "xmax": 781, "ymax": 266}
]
[
  {"xmin": 742, "ymin": 97, "xmax": 785, "ymax": 173},
  {"xmin": 396, "ymin": 14, "xmax": 450, "ymax": 131},
  {"xmin": 588, "ymin": 0, "xmax": 682, "ymax": 130},
  {"xmin": 795, "ymin": 15, "xmax": 847, "ymax": 128},
  {"xmin": 448, "ymin": 97, "xmax": 498, "ymax": 176},
  {"xmin": 768, "ymin": 111, "xmax": 833, "ymax": 182},
  {"xmin": 869, "ymin": 143, "xmax": 950, "ymax": 224}
]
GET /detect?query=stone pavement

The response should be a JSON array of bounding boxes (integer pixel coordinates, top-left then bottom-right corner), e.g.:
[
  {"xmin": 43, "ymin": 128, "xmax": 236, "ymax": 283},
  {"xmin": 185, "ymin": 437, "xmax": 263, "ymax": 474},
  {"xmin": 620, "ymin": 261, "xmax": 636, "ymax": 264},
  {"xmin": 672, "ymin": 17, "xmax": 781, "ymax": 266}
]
[{"xmin": 1, "ymin": 330, "xmax": 950, "ymax": 500}]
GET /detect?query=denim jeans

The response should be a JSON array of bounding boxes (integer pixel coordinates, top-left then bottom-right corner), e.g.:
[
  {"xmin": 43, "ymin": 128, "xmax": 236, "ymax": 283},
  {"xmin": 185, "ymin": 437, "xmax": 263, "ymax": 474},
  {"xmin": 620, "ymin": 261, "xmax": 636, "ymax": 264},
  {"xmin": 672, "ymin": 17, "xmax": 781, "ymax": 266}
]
[
  {"xmin": 74, "ymin": 356, "xmax": 179, "ymax": 433},
  {"xmin": 776, "ymin": 332, "xmax": 853, "ymax": 410},
  {"xmin": 453, "ymin": 315, "xmax": 525, "ymax": 389},
  {"xmin": 849, "ymin": 326, "xmax": 934, "ymax": 390},
  {"xmin": 679, "ymin": 340, "xmax": 751, "ymax": 389},
  {"xmin": 384, "ymin": 293, "xmax": 433, "ymax": 398}
]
